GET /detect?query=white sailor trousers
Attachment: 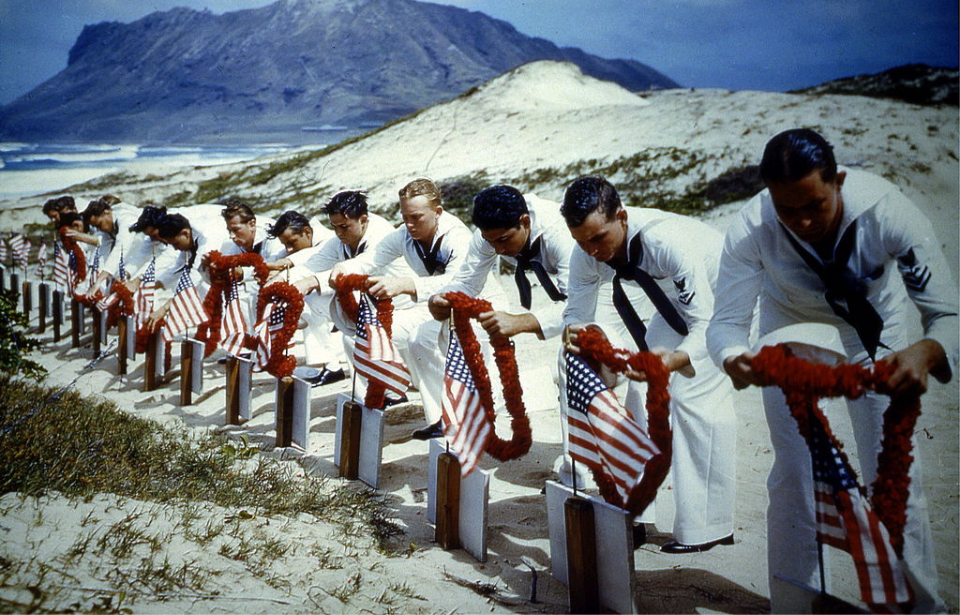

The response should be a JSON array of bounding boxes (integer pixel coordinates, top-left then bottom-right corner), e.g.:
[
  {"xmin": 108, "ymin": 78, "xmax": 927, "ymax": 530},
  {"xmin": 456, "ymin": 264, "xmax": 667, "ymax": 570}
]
[{"xmin": 645, "ymin": 314, "xmax": 738, "ymax": 545}]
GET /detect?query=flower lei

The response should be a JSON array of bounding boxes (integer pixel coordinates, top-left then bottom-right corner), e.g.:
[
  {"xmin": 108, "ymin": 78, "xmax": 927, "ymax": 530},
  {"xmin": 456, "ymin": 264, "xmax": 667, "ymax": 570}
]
[
  {"xmin": 255, "ymin": 281, "xmax": 304, "ymax": 378},
  {"xmin": 572, "ymin": 327, "xmax": 673, "ymax": 515},
  {"xmin": 58, "ymin": 227, "xmax": 87, "ymax": 283},
  {"xmin": 443, "ymin": 291, "xmax": 532, "ymax": 461},
  {"xmin": 335, "ymin": 274, "xmax": 397, "ymax": 409},
  {"xmin": 750, "ymin": 344, "xmax": 918, "ymax": 558},
  {"xmin": 195, "ymin": 251, "xmax": 269, "ymax": 356},
  {"xmin": 134, "ymin": 321, "xmax": 172, "ymax": 373},
  {"xmin": 105, "ymin": 280, "xmax": 135, "ymax": 328}
]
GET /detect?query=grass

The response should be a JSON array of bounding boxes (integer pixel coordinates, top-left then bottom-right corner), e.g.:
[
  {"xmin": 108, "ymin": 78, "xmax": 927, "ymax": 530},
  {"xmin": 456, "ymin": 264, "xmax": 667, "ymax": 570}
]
[{"xmin": 0, "ymin": 375, "xmax": 402, "ymax": 548}]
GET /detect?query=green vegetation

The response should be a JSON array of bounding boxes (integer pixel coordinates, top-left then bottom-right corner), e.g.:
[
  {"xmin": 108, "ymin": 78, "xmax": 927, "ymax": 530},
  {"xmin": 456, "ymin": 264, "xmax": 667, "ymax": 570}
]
[
  {"xmin": 504, "ymin": 148, "xmax": 763, "ymax": 215},
  {"xmin": 0, "ymin": 376, "xmax": 401, "ymax": 548},
  {"xmin": 0, "ymin": 289, "xmax": 45, "ymax": 381}
]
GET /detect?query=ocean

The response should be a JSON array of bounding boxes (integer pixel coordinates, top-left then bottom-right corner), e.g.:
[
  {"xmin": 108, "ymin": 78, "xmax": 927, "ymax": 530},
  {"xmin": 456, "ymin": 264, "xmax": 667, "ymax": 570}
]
[{"xmin": 0, "ymin": 138, "xmax": 352, "ymax": 201}]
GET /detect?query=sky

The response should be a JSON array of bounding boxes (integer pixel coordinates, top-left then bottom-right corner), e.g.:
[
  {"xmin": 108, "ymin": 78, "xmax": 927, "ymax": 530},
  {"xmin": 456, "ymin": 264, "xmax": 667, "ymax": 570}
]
[{"xmin": 0, "ymin": 0, "xmax": 957, "ymax": 105}]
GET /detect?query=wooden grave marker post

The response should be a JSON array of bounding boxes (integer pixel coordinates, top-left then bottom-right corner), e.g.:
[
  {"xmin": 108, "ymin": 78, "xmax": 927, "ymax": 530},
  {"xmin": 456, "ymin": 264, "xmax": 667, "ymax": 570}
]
[
  {"xmin": 21, "ymin": 278, "xmax": 32, "ymax": 319},
  {"xmin": 334, "ymin": 392, "xmax": 386, "ymax": 489},
  {"xmin": 52, "ymin": 290, "xmax": 63, "ymax": 342},
  {"xmin": 224, "ymin": 355, "xmax": 254, "ymax": 425},
  {"xmin": 142, "ymin": 330, "xmax": 165, "ymax": 392},
  {"xmin": 0, "ymin": 266, "xmax": 5, "ymax": 291},
  {"xmin": 91, "ymin": 307, "xmax": 104, "ymax": 355},
  {"xmin": 38, "ymin": 282, "xmax": 49, "ymax": 333},
  {"xmin": 117, "ymin": 315, "xmax": 135, "ymax": 375},
  {"xmin": 10, "ymin": 272, "xmax": 20, "ymax": 315},
  {"xmin": 70, "ymin": 298, "xmax": 83, "ymax": 348},
  {"xmin": 545, "ymin": 480, "xmax": 638, "ymax": 614},
  {"xmin": 274, "ymin": 374, "xmax": 312, "ymax": 450},
  {"xmin": 179, "ymin": 338, "xmax": 205, "ymax": 406},
  {"xmin": 426, "ymin": 439, "xmax": 490, "ymax": 562}
]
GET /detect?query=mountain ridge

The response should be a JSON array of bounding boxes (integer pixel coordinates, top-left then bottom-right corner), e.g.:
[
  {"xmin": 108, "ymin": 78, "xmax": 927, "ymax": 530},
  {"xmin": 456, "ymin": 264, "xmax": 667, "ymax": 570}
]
[{"xmin": 0, "ymin": 0, "xmax": 677, "ymax": 143}]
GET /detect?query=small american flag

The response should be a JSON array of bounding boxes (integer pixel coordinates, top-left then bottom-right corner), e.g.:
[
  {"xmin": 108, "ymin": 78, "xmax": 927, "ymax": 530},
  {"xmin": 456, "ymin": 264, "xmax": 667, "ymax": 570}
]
[
  {"xmin": 53, "ymin": 242, "xmax": 73, "ymax": 292},
  {"xmin": 95, "ymin": 250, "xmax": 127, "ymax": 311},
  {"xmin": 162, "ymin": 268, "xmax": 208, "ymax": 342},
  {"xmin": 353, "ymin": 295, "xmax": 410, "ymax": 395},
  {"xmin": 440, "ymin": 334, "xmax": 491, "ymax": 476},
  {"xmin": 221, "ymin": 280, "xmax": 249, "ymax": 357},
  {"xmin": 37, "ymin": 242, "xmax": 48, "ymax": 271},
  {"xmin": 135, "ymin": 257, "xmax": 156, "ymax": 330},
  {"xmin": 809, "ymin": 414, "xmax": 913, "ymax": 610},
  {"xmin": 9, "ymin": 234, "xmax": 27, "ymax": 270},
  {"xmin": 0, "ymin": 237, "xmax": 7, "ymax": 263},
  {"xmin": 565, "ymin": 351, "xmax": 660, "ymax": 508},
  {"xmin": 254, "ymin": 301, "xmax": 286, "ymax": 370}
]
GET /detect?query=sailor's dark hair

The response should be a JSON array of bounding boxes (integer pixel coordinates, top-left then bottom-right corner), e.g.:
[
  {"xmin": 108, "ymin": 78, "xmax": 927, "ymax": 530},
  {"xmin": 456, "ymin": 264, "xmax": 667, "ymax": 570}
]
[
  {"xmin": 561, "ymin": 175, "xmax": 621, "ymax": 228},
  {"xmin": 472, "ymin": 185, "xmax": 528, "ymax": 231},
  {"xmin": 760, "ymin": 128, "xmax": 838, "ymax": 184}
]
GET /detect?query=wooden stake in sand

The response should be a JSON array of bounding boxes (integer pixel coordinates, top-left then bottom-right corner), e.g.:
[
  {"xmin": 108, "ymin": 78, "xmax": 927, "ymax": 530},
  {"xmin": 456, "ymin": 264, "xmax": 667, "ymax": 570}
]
[
  {"xmin": 52, "ymin": 289, "xmax": 63, "ymax": 342},
  {"xmin": 435, "ymin": 451, "xmax": 462, "ymax": 550},
  {"xmin": 274, "ymin": 375, "xmax": 310, "ymax": 449},
  {"xmin": 21, "ymin": 278, "xmax": 32, "ymax": 318},
  {"xmin": 10, "ymin": 272, "xmax": 20, "ymax": 311},
  {"xmin": 224, "ymin": 355, "xmax": 253, "ymax": 425},
  {"xmin": 38, "ymin": 282, "xmax": 49, "ymax": 333},
  {"xmin": 338, "ymin": 400, "xmax": 363, "ymax": 479},
  {"xmin": 426, "ymin": 439, "xmax": 491, "ymax": 563},
  {"xmin": 143, "ymin": 330, "xmax": 164, "ymax": 392},
  {"xmin": 545, "ymin": 480, "xmax": 638, "ymax": 614},
  {"xmin": 334, "ymin": 392, "xmax": 386, "ymax": 489},
  {"xmin": 91, "ymin": 307, "xmax": 104, "ymax": 355},
  {"xmin": 179, "ymin": 338, "xmax": 204, "ymax": 406},
  {"xmin": 70, "ymin": 298, "xmax": 83, "ymax": 348},
  {"xmin": 117, "ymin": 315, "xmax": 134, "ymax": 375}
]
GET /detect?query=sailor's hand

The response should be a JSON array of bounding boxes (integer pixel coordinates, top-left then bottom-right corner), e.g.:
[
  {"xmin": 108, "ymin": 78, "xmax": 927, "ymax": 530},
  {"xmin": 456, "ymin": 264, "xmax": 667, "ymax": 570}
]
[
  {"xmin": 428, "ymin": 294, "xmax": 452, "ymax": 321},
  {"xmin": 722, "ymin": 351, "xmax": 765, "ymax": 389},
  {"xmin": 876, "ymin": 338, "xmax": 949, "ymax": 399},
  {"xmin": 366, "ymin": 276, "xmax": 414, "ymax": 300},
  {"xmin": 146, "ymin": 302, "xmax": 170, "ymax": 333},
  {"xmin": 477, "ymin": 310, "xmax": 538, "ymax": 339}
]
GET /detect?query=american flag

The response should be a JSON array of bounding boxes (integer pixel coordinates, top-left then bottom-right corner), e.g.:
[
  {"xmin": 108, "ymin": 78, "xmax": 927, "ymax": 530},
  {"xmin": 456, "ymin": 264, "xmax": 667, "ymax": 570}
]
[
  {"xmin": 440, "ymin": 335, "xmax": 491, "ymax": 476},
  {"xmin": 565, "ymin": 351, "xmax": 660, "ymax": 508},
  {"xmin": 0, "ymin": 236, "xmax": 7, "ymax": 263},
  {"xmin": 95, "ymin": 250, "xmax": 127, "ymax": 312},
  {"xmin": 809, "ymin": 414, "xmax": 913, "ymax": 609},
  {"xmin": 254, "ymin": 301, "xmax": 286, "ymax": 370},
  {"xmin": 9, "ymin": 234, "xmax": 27, "ymax": 269},
  {"xmin": 53, "ymin": 242, "xmax": 73, "ymax": 292},
  {"xmin": 353, "ymin": 295, "xmax": 410, "ymax": 396},
  {"xmin": 161, "ymin": 268, "xmax": 208, "ymax": 342},
  {"xmin": 37, "ymin": 242, "xmax": 48, "ymax": 271},
  {"xmin": 220, "ymin": 280, "xmax": 248, "ymax": 357},
  {"xmin": 135, "ymin": 257, "xmax": 157, "ymax": 331}
]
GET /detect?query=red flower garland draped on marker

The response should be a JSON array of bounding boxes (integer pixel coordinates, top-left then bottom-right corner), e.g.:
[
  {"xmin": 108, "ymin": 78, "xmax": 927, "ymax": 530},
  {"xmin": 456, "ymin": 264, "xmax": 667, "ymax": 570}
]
[
  {"xmin": 105, "ymin": 280, "xmax": 135, "ymax": 328},
  {"xmin": 255, "ymin": 281, "xmax": 304, "ymax": 378},
  {"xmin": 58, "ymin": 227, "xmax": 86, "ymax": 283},
  {"xmin": 750, "ymin": 344, "xmax": 917, "ymax": 557},
  {"xmin": 195, "ymin": 251, "xmax": 269, "ymax": 356},
  {"xmin": 571, "ymin": 327, "xmax": 673, "ymax": 515},
  {"xmin": 335, "ymin": 274, "xmax": 397, "ymax": 409},
  {"xmin": 443, "ymin": 291, "xmax": 532, "ymax": 462}
]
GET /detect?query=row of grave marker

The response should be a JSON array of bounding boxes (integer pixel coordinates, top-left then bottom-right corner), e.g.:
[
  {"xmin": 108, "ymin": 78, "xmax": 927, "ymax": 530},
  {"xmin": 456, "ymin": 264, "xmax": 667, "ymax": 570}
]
[{"xmin": 0, "ymin": 264, "xmax": 856, "ymax": 614}]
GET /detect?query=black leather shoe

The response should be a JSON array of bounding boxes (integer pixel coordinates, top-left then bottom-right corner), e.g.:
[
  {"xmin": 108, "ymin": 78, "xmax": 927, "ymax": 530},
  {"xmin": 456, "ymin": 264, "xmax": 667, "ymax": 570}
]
[
  {"xmin": 632, "ymin": 523, "xmax": 647, "ymax": 549},
  {"xmin": 411, "ymin": 421, "xmax": 443, "ymax": 440},
  {"xmin": 660, "ymin": 534, "xmax": 734, "ymax": 554},
  {"xmin": 305, "ymin": 367, "xmax": 346, "ymax": 387},
  {"xmin": 382, "ymin": 395, "xmax": 408, "ymax": 408}
]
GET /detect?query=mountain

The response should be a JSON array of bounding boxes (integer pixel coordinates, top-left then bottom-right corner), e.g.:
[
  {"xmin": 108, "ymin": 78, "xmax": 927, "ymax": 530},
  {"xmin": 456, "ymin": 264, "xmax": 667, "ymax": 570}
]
[
  {"xmin": 792, "ymin": 64, "xmax": 958, "ymax": 106},
  {"xmin": 0, "ymin": 0, "xmax": 677, "ymax": 144}
]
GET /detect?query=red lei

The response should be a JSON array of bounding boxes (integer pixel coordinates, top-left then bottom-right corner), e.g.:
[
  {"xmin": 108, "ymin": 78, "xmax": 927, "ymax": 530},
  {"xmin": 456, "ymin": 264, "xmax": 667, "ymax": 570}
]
[
  {"xmin": 750, "ymin": 344, "xmax": 917, "ymax": 558},
  {"xmin": 335, "ymin": 274, "xmax": 397, "ymax": 409},
  {"xmin": 255, "ymin": 281, "xmax": 304, "ymax": 378},
  {"xmin": 573, "ymin": 327, "xmax": 673, "ymax": 515},
  {"xmin": 105, "ymin": 280, "xmax": 135, "ymax": 328},
  {"xmin": 58, "ymin": 227, "xmax": 87, "ymax": 282},
  {"xmin": 196, "ymin": 251, "xmax": 269, "ymax": 356},
  {"xmin": 443, "ymin": 292, "xmax": 532, "ymax": 462}
]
